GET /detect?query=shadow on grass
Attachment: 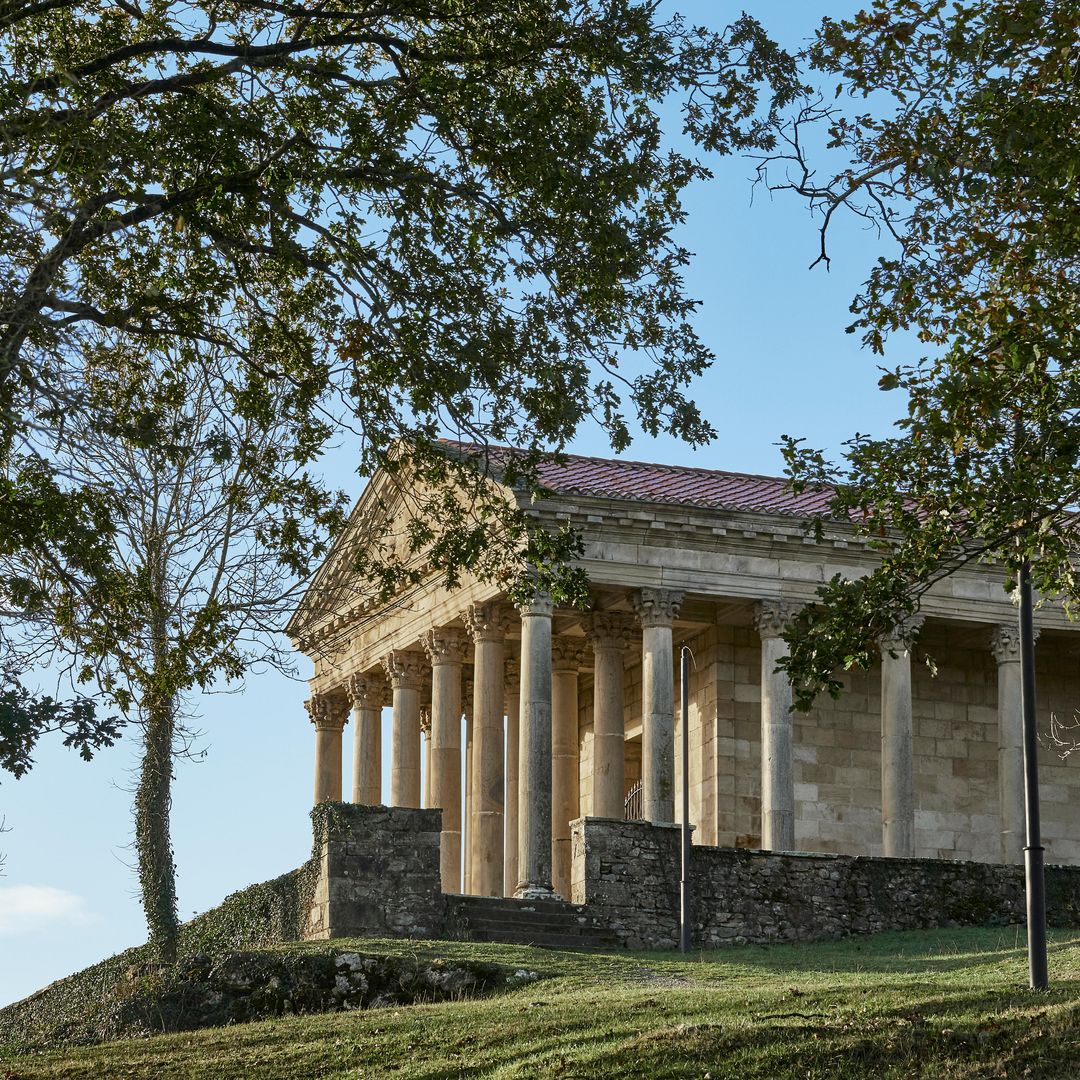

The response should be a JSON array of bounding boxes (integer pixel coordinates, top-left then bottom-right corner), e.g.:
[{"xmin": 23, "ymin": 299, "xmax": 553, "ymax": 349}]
[{"xmin": 659, "ymin": 926, "xmax": 1080, "ymax": 979}]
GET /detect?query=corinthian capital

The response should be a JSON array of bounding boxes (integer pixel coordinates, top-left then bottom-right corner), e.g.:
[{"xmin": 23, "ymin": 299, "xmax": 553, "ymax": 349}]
[
  {"xmin": 551, "ymin": 635, "xmax": 586, "ymax": 673},
  {"xmin": 305, "ymin": 692, "xmax": 349, "ymax": 731},
  {"xmin": 345, "ymin": 672, "xmax": 389, "ymax": 710},
  {"xmin": 463, "ymin": 601, "xmax": 513, "ymax": 643},
  {"xmin": 633, "ymin": 588, "xmax": 683, "ymax": 629},
  {"xmin": 753, "ymin": 600, "xmax": 796, "ymax": 640},
  {"xmin": 383, "ymin": 649, "xmax": 426, "ymax": 689},
  {"xmin": 991, "ymin": 623, "xmax": 1038, "ymax": 663},
  {"xmin": 587, "ymin": 612, "xmax": 635, "ymax": 652},
  {"xmin": 423, "ymin": 626, "xmax": 468, "ymax": 666}
]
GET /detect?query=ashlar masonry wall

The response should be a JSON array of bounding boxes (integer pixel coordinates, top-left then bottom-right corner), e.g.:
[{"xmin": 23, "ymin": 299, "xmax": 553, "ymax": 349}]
[{"xmin": 663, "ymin": 621, "xmax": 1080, "ymax": 867}]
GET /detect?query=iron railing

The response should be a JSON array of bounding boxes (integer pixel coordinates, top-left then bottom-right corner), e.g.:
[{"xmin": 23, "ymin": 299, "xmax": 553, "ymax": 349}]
[{"xmin": 624, "ymin": 779, "xmax": 643, "ymax": 821}]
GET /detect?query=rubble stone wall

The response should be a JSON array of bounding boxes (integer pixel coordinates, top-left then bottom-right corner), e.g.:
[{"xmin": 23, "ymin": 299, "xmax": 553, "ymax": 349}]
[{"xmin": 571, "ymin": 816, "xmax": 1080, "ymax": 950}]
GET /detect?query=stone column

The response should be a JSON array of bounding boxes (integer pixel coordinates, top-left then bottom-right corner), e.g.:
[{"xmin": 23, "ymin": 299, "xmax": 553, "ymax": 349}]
[
  {"xmin": 754, "ymin": 601, "xmax": 796, "ymax": 851},
  {"xmin": 633, "ymin": 588, "xmax": 683, "ymax": 824},
  {"xmin": 345, "ymin": 673, "xmax": 386, "ymax": 805},
  {"xmin": 504, "ymin": 654, "xmax": 521, "ymax": 898},
  {"xmin": 465, "ymin": 602, "xmax": 510, "ymax": 897},
  {"xmin": 516, "ymin": 591, "xmax": 556, "ymax": 898},
  {"xmin": 992, "ymin": 623, "xmax": 1037, "ymax": 865},
  {"xmin": 383, "ymin": 650, "xmax": 426, "ymax": 808},
  {"xmin": 423, "ymin": 626, "xmax": 467, "ymax": 892},
  {"xmin": 879, "ymin": 616, "xmax": 924, "ymax": 858},
  {"xmin": 551, "ymin": 636, "xmax": 584, "ymax": 901},
  {"xmin": 420, "ymin": 706, "xmax": 432, "ymax": 808},
  {"xmin": 306, "ymin": 693, "xmax": 348, "ymax": 804},
  {"xmin": 588, "ymin": 613, "xmax": 633, "ymax": 819},
  {"xmin": 462, "ymin": 673, "xmax": 475, "ymax": 893}
]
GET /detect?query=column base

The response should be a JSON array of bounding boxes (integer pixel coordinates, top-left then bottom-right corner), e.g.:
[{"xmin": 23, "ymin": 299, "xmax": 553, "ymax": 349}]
[{"xmin": 514, "ymin": 883, "xmax": 558, "ymax": 901}]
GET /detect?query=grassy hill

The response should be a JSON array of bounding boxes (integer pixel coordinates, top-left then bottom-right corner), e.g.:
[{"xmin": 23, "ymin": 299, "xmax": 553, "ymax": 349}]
[{"xmin": 3, "ymin": 927, "xmax": 1079, "ymax": 1079}]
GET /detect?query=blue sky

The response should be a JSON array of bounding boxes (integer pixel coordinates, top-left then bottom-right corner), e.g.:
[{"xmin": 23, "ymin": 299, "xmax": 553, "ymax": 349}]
[{"xmin": 0, "ymin": 0, "xmax": 906, "ymax": 1007}]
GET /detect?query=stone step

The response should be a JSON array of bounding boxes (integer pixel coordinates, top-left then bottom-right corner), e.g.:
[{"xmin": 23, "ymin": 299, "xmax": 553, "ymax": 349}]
[
  {"xmin": 464, "ymin": 926, "xmax": 620, "ymax": 950},
  {"xmin": 445, "ymin": 895, "xmax": 622, "ymax": 951},
  {"xmin": 462, "ymin": 918, "xmax": 613, "ymax": 939},
  {"xmin": 455, "ymin": 907, "xmax": 606, "ymax": 929},
  {"xmin": 446, "ymin": 895, "xmax": 585, "ymax": 916}
]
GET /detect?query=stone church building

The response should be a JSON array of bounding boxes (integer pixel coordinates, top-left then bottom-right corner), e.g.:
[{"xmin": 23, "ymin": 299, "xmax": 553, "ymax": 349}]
[{"xmin": 289, "ymin": 443, "xmax": 1080, "ymax": 905}]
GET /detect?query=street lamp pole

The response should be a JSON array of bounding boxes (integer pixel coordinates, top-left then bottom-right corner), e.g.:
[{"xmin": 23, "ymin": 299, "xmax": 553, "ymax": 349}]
[
  {"xmin": 679, "ymin": 645, "xmax": 691, "ymax": 953},
  {"xmin": 1018, "ymin": 556, "xmax": 1048, "ymax": 990}
]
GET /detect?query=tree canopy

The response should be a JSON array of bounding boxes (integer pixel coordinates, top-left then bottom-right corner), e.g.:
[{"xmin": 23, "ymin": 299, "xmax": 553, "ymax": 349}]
[
  {"xmin": 2, "ymin": 1, "xmax": 801, "ymax": 756},
  {"xmin": 759, "ymin": 0, "xmax": 1080, "ymax": 707}
]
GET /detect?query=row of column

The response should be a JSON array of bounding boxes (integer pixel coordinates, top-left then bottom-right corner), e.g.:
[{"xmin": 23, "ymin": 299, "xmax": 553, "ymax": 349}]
[
  {"xmin": 755, "ymin": 601, "xmax": 1033, "ymax": 864},
  {"xmin": 306, "ymin": 588, "xmax": 685, "ymax": 899},
  {"xmin": 311, "ymin": 595, "xmax": 1033, "ymax": 878}
]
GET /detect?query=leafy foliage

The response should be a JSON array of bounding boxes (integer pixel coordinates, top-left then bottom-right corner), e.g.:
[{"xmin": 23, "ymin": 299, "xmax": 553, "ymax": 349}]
[
  {"xmin": 757, "ymin": 0, "xmax": 1080, "ymax": 708},
  {"xmin": 2, "ymin": 0, "xmax": 802, "ymax": 741}
]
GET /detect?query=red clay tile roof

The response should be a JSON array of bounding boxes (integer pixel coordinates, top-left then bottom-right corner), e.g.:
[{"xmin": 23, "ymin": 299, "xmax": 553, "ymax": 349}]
[{"xmin": 439, "ymin": 441, "xmax": 835, "ymax": 518}]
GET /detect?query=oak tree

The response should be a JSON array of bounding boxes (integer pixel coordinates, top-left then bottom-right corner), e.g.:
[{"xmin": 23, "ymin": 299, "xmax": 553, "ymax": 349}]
[{"xmin": 757, "ymin": 0, "xmax": 1080, "ymax": 706}]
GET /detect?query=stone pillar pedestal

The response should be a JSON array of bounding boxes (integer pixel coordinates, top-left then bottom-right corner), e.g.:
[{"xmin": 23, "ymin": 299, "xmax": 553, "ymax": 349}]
[
  {"xmin": 504, "ymin": 655, "xmax": 520, "ymax": 897},
  {"xmin": 384, "ymin": 650, "xmax": 426, "ymax": 808},
  {"xmin": 633, "ymin": 588, "xmax": 683, "ymax": 824},
  {"xmin": 423, "ymin": 627, "xmax": 467, "ymax": 892},
  {"xmin": 465, "ymin": 603, "xmax": 509, "ymax": 897},
  {"xmin": 307, "ymin": 693, "xmax": 348, "ymax": 804},
  {"xmin": 880, "ymin": 616, "xmax": 924, "ymax": 858},
  {"xmin": 516, "ymin": 592, "xmax": 556, "ymax": 899},
  {"xmin": 992, "ymin": 623, "xmax": 1035, "ymax": 865},
  {"xmin": 754, "ymin": 601, "xmax": 795, "ymax": 851},
  {"xmin": 588, "ymin": 613, "xmax": 633, "ymax": 819},
  {"xmin": 345, "ymin": 674, "xmax": 386, "ymax": 805},
  {"xmin": 551, "ymin": 636, "xmax": 584, "ymax": 901}
]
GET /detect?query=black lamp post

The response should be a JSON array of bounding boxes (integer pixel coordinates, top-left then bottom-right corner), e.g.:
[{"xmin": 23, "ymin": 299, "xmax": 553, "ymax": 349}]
[{"xmin": 1018, "ymin": 556, "xmax": 1048, "ymax": 990}]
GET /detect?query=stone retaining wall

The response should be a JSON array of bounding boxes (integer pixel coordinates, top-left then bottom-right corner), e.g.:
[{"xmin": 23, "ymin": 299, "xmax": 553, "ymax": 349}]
[
  {"xmin": 571, "ymin": 816, "xmax": 1080, "ymax": 950},
  {"xmin": 306, "ymin": 803, "xmax": 444, "ymax": 940}
]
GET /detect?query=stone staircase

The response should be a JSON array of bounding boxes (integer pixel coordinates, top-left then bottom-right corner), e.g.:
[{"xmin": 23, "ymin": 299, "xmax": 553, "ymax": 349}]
[{"xmin": 445, "ymin": 895, "xmax": 623, "ymax": 951}]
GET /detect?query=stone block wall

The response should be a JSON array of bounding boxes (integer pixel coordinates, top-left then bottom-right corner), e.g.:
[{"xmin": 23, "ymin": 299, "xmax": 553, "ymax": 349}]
[
  {"xmin": 671, "ymin": 621, "xmax": 1080, "ymax": 867},
  {"xmin": 572, "ymin": 816, "xmax": 1080, "ymax": 950},
  {"xmin": 306, "ymin": 803, "xmax": 444, "ymax": 940}
]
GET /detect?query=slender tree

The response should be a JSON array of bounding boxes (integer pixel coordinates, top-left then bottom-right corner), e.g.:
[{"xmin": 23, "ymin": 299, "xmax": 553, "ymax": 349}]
[{"xmin": 3, "ymin": 347, "xmax": 343, "ymax": 960}]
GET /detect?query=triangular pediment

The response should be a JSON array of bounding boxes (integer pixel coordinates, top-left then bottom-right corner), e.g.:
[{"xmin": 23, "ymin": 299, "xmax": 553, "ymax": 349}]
[{"xmin": 287, "ymin": 457, "xmax": 517, "ymax": 647}]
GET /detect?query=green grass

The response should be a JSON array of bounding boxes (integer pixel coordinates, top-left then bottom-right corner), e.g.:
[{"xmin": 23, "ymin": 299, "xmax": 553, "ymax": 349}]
[{"xmin": 4, "ymin": 927, "xmax": 1080, "ymax": 1079}]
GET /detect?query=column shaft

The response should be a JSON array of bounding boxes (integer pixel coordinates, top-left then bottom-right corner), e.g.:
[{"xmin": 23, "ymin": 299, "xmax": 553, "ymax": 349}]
[
  {"xmin": 634, "ymin": 589, "xmax": 683, "ymax": 824},
  {"xmin": 551, "ymin": 638, "xmax": 583, "ymax": 901},
  {"xmin": 346, "ymin": 674, "xmax": 385, "ymax": 805},
  {"xmin": 384, "ymin": 651, "xmax": 425, "ymax": 808},
  {"xmin": 993, "ymin": 625, "xmax": 1030, "ymax": 865},
  {"xmin": 589, "ymin": 614, "xmax": 632, "ymax": 819},
  {"xmin": 504, "ymin": 658, "xmax": 520, "ymax": 897},
  {"xmin": 756, "ymin": 603, "xmax": 795, "ymax": 851},
  {"xmin": 880, "ymin": 623, "xmax": 921, "ymax": 858},
  {"xmin": 424, "ymin": 628, "xmax": 466, "ymax": 892},
  {"xmin": 466, "ymin": 603, "xmax": 508, "ymax": 898},
  {"xmin": 421, "ymin": 707, "xmax": 432, "ymax": 809},
  {"xmin": 307, "ymin": 695, "xmax": 347, "ymax": 804},
  {"xmin": 517, "ymin": 593, "xmax": 555, "ymax": 898},
  {"xmin": 463, "ymin": 676, "xmax": 474, "ymax": 893}
]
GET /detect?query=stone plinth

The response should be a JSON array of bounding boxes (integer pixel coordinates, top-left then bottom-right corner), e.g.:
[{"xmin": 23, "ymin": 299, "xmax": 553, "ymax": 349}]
[{"xmin": 306, "ymin": 803, "xmax": 443, "ymax": 940}]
